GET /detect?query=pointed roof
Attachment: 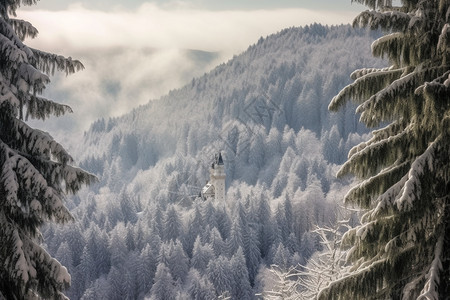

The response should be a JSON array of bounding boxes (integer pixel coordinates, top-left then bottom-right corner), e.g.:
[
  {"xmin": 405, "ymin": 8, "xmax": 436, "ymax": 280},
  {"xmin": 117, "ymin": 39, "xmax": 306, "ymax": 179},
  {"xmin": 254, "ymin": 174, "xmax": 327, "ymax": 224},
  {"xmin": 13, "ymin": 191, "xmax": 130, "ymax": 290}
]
[{"xmin": 217, "ymin": 152, "xmax": 224, "ymax": 165}]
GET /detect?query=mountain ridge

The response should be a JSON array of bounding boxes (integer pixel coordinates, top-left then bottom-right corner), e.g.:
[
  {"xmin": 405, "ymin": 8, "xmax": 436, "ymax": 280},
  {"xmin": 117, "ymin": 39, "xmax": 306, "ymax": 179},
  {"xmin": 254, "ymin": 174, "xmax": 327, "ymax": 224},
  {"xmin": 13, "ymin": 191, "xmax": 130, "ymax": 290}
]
[{"xmin": 44, "ymin": 23, "xmax": 387, "ymax": 299}]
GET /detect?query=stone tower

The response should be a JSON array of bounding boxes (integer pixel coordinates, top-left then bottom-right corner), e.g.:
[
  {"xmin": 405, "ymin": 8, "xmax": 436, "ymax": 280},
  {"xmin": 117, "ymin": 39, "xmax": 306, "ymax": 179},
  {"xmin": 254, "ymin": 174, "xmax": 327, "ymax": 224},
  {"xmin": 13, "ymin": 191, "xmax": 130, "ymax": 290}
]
[
  {"xmin": 210, "ymin": 152, "xmax": 225, "ymax": 202},
  {"xmin": 201, "ymin": 152, "xmax": 226, "ymax": 201}
]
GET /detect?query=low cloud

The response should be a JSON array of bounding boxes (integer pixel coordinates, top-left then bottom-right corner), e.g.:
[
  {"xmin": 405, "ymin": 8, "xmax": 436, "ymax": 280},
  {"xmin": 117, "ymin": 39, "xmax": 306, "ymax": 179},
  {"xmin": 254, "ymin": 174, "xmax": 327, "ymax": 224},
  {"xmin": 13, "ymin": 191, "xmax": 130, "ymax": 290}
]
[{"xmin": 20, "ymin": 3, "xmax": 357, "ymax": 148}]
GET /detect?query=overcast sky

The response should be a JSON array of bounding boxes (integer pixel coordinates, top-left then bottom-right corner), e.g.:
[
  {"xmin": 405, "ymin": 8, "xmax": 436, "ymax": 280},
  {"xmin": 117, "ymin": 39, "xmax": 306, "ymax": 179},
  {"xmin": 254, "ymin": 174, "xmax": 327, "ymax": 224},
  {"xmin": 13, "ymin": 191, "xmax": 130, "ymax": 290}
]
[
  {"xmin": 26, "ymin": 0, "xmax": 364, "ymax": 11},
  {"xmin": 19, "ymin": 0, "xmax": 366, "ymax": 147}
]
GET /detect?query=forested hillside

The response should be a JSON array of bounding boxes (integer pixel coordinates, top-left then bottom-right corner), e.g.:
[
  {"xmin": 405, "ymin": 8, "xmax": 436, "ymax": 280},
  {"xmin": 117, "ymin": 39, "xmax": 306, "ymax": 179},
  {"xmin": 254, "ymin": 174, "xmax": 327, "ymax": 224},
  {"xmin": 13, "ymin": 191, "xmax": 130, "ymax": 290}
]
[{"xmin": 44, "ymin": 24, "xmax": 384, "ymax": 299}]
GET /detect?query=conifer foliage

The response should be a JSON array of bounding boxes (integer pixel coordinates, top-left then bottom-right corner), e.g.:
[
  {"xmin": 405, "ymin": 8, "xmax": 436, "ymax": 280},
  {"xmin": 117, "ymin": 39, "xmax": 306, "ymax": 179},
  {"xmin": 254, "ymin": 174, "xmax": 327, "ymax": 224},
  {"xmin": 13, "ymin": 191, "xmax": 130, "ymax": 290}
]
[
  {"xmin": 323, "ymin": 0, "xmax": 450, "ymax": 299},
  {"xmin": 0, "ymin": 1, "xmax": 95, "ymax": 299}
]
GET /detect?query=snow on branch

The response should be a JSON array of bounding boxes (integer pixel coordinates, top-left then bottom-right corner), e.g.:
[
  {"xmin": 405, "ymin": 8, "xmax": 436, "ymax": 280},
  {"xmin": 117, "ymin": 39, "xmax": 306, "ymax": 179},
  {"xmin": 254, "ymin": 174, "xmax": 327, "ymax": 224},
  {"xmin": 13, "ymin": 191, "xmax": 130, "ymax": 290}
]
[
  {"xmin": 0, "ymin": 17, "xmax": 33, "ymax": 59},
  {"xmin": 344, "ymin": 160, "xmax": 410, "ymax": 209},
  {"xmin": 329, "ymin": 67, "xmax": 404, "ymax": 111},
  {"xmin": 12, "ymin": 118, "xmax": 73, "ymax": 164},
  {"xmin": 371, "ymin": 32, "xmax": 404, "ymax": 62},
  {"xmin": 7, "ymin": 18, "xmax": 38, "ymax": 41},
  {"xmin": 395, "ymin": 135, "xmax": 441, "ymax": 211},
  {"xmin": 1, "ymin": 0, "xmax": 39, "ymax": 18},
  {"xmin": 358, "ymin": 66, "xmax": 449, "ymax": 126},
  {"xmin": 351, "ymin": 0, "xmax": 395, "ymax": 11},
  {"xmin": 416, "ymin": 233, "xmax": 444, "ymax": 300},
  {"xmin": 415, "ymin": 71, "xmax": 450, "ymax": 108},
  {"xmin": 26, "ymin": 96, "xmax": 73, "ymax": 121},
  {"xmin": 0, "ymin": 32, "xmax": 27, "ymax": 66},
  {"xmin": 30, "ymin": 157, "xmax": 98, "ymax": 195},
  {"xmin": 0, "ymin": 212, "xmax": 70, "ymax": 299},
  {"xmin": 337, "ymin": 125, "xmax": 411, "ymax": 179},
  {"xmin": 437, "ymin": 23, "xmax": 450, "ymax": 55},
  {"xmin": 370, "ymin": 174, "xmax": 408, "ymax": 218},
  {"xmin": 318, "ymin": 257, "xmax": 388, "ymax": 300},
  {"xmin": 0, "ymin": 141, "xmax": 73, "ymax": 227},
  {"xmin": 353, "ymin": 9, "xmax": 413, "ymax": 32},
  {"xmin": 18, "ymin": 63, "xmax": 50, "ymax": 94},
  {"xmin": 0, "ymin": 72, "xmax": 20, "ymax": 109},
  {"xmin": 347, "ymin": 121, "xmax": 406, "ymax": 158},
  {"xmin": 31, "ymin": 48, "xmax": 84, "ymax": 76},
  {"xmin": 350, "ymin": 66, "xmax": 393, "ymax": 80}
]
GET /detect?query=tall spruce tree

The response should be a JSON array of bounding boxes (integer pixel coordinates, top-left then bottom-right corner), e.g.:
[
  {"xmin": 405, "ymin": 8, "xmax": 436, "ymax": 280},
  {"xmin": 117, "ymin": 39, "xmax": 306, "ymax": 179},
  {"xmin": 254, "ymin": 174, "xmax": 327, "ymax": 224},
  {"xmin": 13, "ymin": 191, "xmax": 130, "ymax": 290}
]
[
  {"xmin": 0, "ymin": 1, "xmax": 95, "ymax": 299},
  {"xmin": 321, "ymin": 0, "xmax": 450, "ymax": 299}
]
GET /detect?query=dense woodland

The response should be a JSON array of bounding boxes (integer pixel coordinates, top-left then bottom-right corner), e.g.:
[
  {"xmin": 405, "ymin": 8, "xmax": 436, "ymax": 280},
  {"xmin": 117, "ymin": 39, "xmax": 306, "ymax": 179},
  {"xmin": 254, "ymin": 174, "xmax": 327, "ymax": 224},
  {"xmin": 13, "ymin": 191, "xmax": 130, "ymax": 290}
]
[
  {"xmin": 3, "ymin": 0, "xmax": 448, "ymax": 298},
  {"xmin": 40, "ymin": 24, "xmax": 383, "ymax": 299}
]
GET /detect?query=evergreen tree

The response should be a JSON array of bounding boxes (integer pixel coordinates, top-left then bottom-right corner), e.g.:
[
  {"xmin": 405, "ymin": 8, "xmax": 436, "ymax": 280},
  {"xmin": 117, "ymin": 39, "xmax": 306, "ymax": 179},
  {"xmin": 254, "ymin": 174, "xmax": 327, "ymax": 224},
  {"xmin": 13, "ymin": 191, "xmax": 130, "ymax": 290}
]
[
  {"xmin": 0, "ymin": 1, "xmax": 95, "ymax": 298},
  {"xmin": 272, "ymin": 243, "xmax": 291, "ymax": 271},
  {"xmin": 108, "ymin": 226, "xmax": 128, "ymax": 268},
  {"xmin": 55, "ymin": 242, "xmax": 74, "ymax": 276},
  {"xmin": 256, "ymin": 195, "xmax": 274, "ymax": 258},
  {"xmin": 164, "ymin": 205, "xmax": 182, "ymax": 241},
  {"xmin": 150, "ymin": 263, "xmax": 176, "ymax": 300},
  {"xmin": 230, "ymin": 247, "xmax": 253, "ymax": 300},
  {"xmin": 322, "ymin": 1, "xmax": 450, "ymax": 298},
  {"xmin": 226, "ymin": 217, "xmax": 244, "ymax": 257},
  {"xmin": 184, "ymin": 205, "xmax": 203, "ymax": 257},
  {"xmin": 139, "ymin": 243, "xmax": 158, "ymax": 297},
  {"xmin": 124, "ymin": 251, "xmax": 140, "ymax": 300},
  {"xmin": 167, "ymin": 240, "xmax": 189, "ymax": 283},
  {"xmin": 191, "ymin": 236, "xmax": 214, "ymax": 272},
  {"xmin": 107, "ymin": 266, "xmax": 127, "ymax": 300},
  {"xmin": 186, "ymin": 269, "xmax": 216, "ymax": 300},
  {"xmin": 79, "ymin": 246, "xmax": 95, "ymax": 291},
  {"xmin": 206, "ymin": 255, "xmax": 233, "ymax": 298},
  {"xmin": 119, "ymin": 189, "xmax": 137, "ymax": 224},
  {"xmin": 208, "ymin": 227, "xmax": 226, "ymax": 256},
  {"xmin": 244, "ymin": 228, "xmax": 261, "ymax": 286}
]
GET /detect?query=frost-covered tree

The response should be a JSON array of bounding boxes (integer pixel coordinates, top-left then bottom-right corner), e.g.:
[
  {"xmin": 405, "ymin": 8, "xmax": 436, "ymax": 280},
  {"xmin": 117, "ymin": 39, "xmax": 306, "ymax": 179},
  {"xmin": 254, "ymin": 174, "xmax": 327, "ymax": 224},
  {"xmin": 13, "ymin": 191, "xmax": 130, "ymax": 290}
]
[
  {"xmin": 167, "ymin": 239, "xmax": 189, "ymax": 283},
  {"xmin": 323, "ymin": 1, "xmax": 450, "ymax": 298},
  {"xmin": 207, "ymin": 255, "xmax": 233, "ymax": 297},
  {"xmin": 184, "ymin": 205, "xmax": 203, "ymax": 257},
  {"xmin": 230, "ymin": 247, "xmax": 252, "ymax": 300},
  {"xmin": 296, "ymin": 224, "xmax": 350, "ymax": 299},
  {"xmin": 186, "ymin": 269, "xmax": 216, "ymax": 300},
  {"xmin": 244, "ymin": 228, "xmax": 261, "ymax": 286},
  {"xmin": 150, "ymin": 263, "xmax": 176, "ymax": 300},
  {"xmin": 138, "ymin": 243, "xmax": 158, "ymax": 296},
  {"xmin": 191, "ymin": 236, "xmax": 214, "ymax": 272},
  {"xmin": 164, "ymin": 205, "xmax": 182, "ymax": 241},
  {"xmin": 0, "ymin": 1, "xmax": 95, "ymax": 299}
]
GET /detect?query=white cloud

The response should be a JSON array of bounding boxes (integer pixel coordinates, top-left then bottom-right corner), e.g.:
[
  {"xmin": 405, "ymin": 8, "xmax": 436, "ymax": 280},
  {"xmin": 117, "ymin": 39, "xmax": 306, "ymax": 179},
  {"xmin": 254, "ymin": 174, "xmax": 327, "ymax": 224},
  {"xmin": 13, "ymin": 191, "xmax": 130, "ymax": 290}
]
[
  {"xmin": 20, "ymin": 3, "xmax": 356, "ymax": 54},
  {"xmin": 19, "ymin": 3, "xmax": 358, "ymax": 146}
]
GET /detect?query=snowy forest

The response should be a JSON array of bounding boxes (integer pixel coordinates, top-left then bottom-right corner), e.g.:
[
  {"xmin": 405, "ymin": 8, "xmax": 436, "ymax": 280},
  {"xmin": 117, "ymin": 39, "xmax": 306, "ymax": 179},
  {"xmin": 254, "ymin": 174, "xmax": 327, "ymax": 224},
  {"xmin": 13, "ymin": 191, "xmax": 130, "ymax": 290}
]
[
  {"xmin": 1, "ymin": 0, "xmax": 450, "ymax": 299},
  {"xmin": 43, "ymin": 24, "xmax": 382, "ymax": 299}
]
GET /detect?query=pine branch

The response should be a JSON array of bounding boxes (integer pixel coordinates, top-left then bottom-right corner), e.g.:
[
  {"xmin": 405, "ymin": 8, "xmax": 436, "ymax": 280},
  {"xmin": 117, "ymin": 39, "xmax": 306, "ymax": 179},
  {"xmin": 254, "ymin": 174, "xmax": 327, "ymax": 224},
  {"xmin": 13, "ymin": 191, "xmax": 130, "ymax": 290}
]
[
  {"xmin": 337, "ymin": 125, "xmax": 411, "ymax": 179},
  {"xmin": 0, "ymin": 17, "xmax": 33, "ymax": 60},
  {"xmin": 329, "ymin": 67, "xmax": 404, "ymax": 111},
  {"xmin": 344, "ymin": 161, "xmax": 410, "ymax": 209},
  {"xmin": 26, "ymin": 96, "xmax": 73, "ymax": 121},
  {"xmin": 9, "ymin": 118, "xmax": 74, "ymax": 164},
  {"xmin": 30, "ymin": 48, "xmax": 84, "ymax": 76},
  {"xmin": 354, "ymin": 10, "xmax": 413, "ymax": 32},
  {"xmin": 7, "ymin": 18, "xmax": 38, "ymax": 41}
]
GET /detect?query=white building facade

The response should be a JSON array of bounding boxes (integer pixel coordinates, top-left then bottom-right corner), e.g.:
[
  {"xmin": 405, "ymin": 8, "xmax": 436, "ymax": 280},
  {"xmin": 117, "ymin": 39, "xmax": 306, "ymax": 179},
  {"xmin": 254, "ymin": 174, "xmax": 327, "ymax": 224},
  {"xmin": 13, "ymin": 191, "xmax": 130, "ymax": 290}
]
[{"xmin": 201, "ymin": 152, "xmax": 226, "ymax": 202}]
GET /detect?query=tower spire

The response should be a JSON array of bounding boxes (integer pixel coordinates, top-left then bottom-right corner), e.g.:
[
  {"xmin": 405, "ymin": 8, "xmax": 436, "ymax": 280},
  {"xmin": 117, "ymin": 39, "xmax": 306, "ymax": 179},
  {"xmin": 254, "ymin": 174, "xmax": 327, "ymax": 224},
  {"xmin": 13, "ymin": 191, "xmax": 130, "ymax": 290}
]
[{"xmin": 201, "ymin": 151, "xmax": 226, "ymax": 201}]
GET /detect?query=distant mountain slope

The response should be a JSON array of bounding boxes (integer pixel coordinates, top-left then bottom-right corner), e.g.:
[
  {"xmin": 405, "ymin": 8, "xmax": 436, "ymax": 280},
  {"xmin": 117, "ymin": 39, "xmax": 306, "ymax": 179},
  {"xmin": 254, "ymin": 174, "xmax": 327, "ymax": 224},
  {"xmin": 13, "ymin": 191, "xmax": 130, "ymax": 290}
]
[
  {"xmin": 45, "ymin": 24, "xmax": 387, "ymax": 299},
  {"xmin": 76, "ymin": 24, "xmax": 381, "ymax": 190}
]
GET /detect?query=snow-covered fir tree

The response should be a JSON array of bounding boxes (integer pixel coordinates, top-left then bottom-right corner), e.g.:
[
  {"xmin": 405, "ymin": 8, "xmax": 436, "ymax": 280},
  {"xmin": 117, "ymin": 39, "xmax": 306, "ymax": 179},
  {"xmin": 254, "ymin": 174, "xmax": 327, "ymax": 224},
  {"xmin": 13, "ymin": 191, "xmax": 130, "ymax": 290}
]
[
  {"xmin": 0, "ymin": 0, "xmax": 95, "ymax": 299},
  {"xmin": 322, "ymin": 0, "xmax": 450, "ymax": 298}
]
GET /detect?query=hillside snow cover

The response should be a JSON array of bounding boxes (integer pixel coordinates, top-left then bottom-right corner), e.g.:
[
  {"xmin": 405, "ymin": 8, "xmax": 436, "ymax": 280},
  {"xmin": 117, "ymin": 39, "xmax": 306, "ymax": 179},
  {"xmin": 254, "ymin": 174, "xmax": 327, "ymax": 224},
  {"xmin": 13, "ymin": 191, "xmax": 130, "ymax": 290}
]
[{"xmin": 44, "ymin": 24, "xmax": 384, "ymax": 299}]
